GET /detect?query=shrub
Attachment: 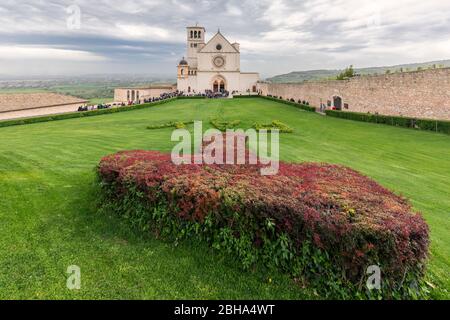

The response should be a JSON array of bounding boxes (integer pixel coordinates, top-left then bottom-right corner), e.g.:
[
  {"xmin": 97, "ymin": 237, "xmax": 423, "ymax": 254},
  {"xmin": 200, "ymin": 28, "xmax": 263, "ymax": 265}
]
[
  {"xmin": 337, "ymin": 65, "xmax": 355, "ymax": 80},
  {"xmin": 210, "ymin": 119, "xmax": 242, "ymax": 131},
  {"xmin": 97, "ymin": 148, "xmax": 429, "ymax": 299},
  {"xmin": 253, "ymin": 120, "xmax": 293, "ymax": 133},
  {"xmin": 325, "ymin": 110, "xmax": 450, "ymax": 135},
  {"xmin": 147, "ymin": 120, "xmax": 194, "ymax": 130}
]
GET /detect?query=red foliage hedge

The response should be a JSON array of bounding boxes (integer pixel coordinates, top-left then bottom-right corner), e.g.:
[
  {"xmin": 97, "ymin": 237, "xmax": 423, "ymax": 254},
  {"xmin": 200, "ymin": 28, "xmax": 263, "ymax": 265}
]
[{"xmin": 98, "ymin": 149, "xmax": 429, "ymax": 294}]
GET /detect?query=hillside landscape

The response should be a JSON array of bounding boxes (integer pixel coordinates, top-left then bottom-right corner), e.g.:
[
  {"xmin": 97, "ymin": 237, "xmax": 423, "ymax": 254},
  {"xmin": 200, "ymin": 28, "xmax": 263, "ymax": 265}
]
[{"xmin": 267, "ymin": 59, "xmax": 450, "ymax": 83}]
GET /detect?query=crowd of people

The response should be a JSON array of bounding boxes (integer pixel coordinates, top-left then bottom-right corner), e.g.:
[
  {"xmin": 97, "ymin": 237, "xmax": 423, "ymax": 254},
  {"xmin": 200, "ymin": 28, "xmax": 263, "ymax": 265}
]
[
  {"xmin": 77, "ymin": 103, "xmax": 120, "ymax": 112},
  {"xmin": 77, "ymin": 89, "xmax": 236, "ymax": 113},
  {"xmin": 77, "ymin": 93, "xmax": 178, "ymax": 113}
]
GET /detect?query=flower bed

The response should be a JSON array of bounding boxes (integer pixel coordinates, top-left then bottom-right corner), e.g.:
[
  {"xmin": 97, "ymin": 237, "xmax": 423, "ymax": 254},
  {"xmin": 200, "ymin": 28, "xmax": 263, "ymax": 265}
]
[{"xmin": 97, "ymin": 149, "xmax": 429, "ymax": 298}]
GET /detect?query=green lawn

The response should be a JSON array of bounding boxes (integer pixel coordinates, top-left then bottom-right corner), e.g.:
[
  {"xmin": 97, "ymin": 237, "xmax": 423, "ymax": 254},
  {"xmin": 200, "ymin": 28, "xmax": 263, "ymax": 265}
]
[
  {"xmin": 88, "ymin": 97, "xmax": 114, "ymax": 105},
  {"xmin": 0, "ymin": 98, "xmax": 448, "ymax": 299}
]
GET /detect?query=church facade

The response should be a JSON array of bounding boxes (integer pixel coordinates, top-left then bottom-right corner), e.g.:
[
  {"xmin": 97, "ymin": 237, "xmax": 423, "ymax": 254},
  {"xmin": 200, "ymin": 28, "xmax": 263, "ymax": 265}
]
[{"xmin": 177, "ymin": 25, "xmax": 259, "ymax": 94}]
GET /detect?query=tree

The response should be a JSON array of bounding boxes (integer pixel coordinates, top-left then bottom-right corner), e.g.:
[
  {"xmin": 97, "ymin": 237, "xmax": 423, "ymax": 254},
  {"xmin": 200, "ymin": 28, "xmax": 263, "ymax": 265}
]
[{"xmin": 336, "ymin": 65, "xmax": 355, "ymax": 80}]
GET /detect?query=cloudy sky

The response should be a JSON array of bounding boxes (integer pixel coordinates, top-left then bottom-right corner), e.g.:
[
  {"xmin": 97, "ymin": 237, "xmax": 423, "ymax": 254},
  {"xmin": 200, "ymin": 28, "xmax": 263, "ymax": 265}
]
[{"xmin": 1, "ymin": 0, "xmax": 449, "ymax": 78}]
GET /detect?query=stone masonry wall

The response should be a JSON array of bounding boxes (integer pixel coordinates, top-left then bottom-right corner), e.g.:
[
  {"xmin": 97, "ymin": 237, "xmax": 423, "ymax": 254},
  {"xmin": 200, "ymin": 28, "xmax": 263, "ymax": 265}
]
[{"xmin": 257, "ymin": 68, "xmax": 450, "ymax": 120}]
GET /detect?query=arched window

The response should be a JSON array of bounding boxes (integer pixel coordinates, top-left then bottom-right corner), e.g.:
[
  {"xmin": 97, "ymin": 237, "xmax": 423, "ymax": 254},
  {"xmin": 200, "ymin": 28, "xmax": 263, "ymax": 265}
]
[
  {"xmin": 194, "ymin": 31, "xmax": 197, "ymax": 38},
  {"xmin": 136, "ymin": 91, "xmax": 139, "ymax": 101},
  {"xmin": 190, "ymin": 30, "xmax": 193, "ymax": 38},
  {"xmin": 131, "ymin": 90, "xmax": 135, "ymax": 101},
  {"xmin": 181, "ymin": 69, "xmax": 184, "ymax": 75},
  {"xmin": 127, "ymin": 90, "xmax": 130, "ymax": 101},
  {"xmin": 198, "ymin": 31, "xmax": 201, "ymax": 38},
  {"xmin": 188, "ymin": 86, "xmax": 191, "ymax": 93}
]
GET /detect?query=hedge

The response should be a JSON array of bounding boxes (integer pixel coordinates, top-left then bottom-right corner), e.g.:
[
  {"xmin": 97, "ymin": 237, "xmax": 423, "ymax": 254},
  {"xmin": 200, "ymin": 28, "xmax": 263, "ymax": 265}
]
[
  {"xmin": 232, "ymin": 94, "xmax": 260, "ymax": 98},
  {"xmin": 176, "ymin": 96, "xmax": 206, "ymax": 99},
  {"xmin": 259, "ymin": 96, "xmax": 317, "ymax": 112},
  {"xmin": 98, "ymin": 146, "xmax": 429, "ymax": 299},
  {"xmin": 326, "ymin": 109, "xmax": 450, "ymax": 135},
  {"xmin": 0, "ymin": 98, "xmax": 176, "ymax": 129}
]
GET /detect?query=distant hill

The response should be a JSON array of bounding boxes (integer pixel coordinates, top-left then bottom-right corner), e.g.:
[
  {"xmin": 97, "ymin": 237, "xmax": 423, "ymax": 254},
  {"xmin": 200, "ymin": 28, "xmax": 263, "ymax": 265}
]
[{"xmin": 266, "ymin": 59, "xmax": 450, "ymax": 83}]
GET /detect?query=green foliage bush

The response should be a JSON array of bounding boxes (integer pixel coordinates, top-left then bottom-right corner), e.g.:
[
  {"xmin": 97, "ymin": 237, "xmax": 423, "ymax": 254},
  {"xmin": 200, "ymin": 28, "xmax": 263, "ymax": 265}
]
[
  {"xmin": 325, "ymin": 110, "xmax": 450, "ymax": 135},
  {"xmin": 336, "ymin": 65, "xmax": 355, "ymax": 80},
  {"xmin": 253, "ymin": 120, "xmax": 293, "ymax": 133},
  {"xmin": 146, "ymin": 120, "xmax": 194, "ymax": 130},
  {"xmin": 210, "ymin": 119, "xmax": 242, "ymax": 131}
]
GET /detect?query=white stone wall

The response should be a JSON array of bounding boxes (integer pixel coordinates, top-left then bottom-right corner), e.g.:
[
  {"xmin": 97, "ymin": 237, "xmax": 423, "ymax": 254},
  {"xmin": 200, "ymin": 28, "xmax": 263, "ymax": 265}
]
[
  {"xmin": 239, "ymin": 73, "xmax": 260, "ymax": 92},
  {"xmin": 114, "ymin": 87, "xmax": 174, "ymax": 103}
]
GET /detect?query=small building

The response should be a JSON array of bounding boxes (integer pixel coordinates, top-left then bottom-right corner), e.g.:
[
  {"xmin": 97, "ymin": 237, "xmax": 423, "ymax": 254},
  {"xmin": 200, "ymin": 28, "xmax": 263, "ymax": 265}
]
[{"xmin": 114, "ymin": 85, "xmax": 176, "ymax": 103}]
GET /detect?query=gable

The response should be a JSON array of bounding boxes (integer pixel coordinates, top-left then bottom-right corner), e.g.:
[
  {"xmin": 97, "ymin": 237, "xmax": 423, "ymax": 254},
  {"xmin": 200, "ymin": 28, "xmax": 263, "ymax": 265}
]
[{"xmin": 199, "ymin": 32, "xmax": 239, "ymax": 53}]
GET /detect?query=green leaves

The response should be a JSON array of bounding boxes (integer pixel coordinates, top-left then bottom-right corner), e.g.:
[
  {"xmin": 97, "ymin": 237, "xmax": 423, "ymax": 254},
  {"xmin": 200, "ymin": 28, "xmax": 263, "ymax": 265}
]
[
  {"xmin": 146, "ymin": 120, "xmax": 194, "ymax": 130},
  {"xmin": 210, "ymin": 119, "xmax": 242, "ymax": 131},
  {"xmin": 253, "ymin": 120, "xmax": 293, "ymax": 133}
]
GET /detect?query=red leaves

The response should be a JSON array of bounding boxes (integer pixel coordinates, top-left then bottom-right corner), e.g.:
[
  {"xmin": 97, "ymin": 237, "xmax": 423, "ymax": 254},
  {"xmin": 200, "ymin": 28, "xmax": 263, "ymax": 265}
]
[{"xmin": 98, "ymin": 150, "xmax": 429, "ymax": 281}]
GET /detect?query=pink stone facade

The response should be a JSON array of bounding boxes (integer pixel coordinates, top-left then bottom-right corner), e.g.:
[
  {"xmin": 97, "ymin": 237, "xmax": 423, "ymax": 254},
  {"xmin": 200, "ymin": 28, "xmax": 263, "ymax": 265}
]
[{"xmin": 257, "ymin": 68, "xmax": 450, "ymax": 120}]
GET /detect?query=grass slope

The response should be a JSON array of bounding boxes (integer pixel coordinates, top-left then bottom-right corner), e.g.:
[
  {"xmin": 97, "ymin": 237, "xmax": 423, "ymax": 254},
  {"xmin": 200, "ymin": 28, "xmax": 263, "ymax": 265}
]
[{"xmin": 0, "ymin": 98, "xmax": 448, "ymax": 299}]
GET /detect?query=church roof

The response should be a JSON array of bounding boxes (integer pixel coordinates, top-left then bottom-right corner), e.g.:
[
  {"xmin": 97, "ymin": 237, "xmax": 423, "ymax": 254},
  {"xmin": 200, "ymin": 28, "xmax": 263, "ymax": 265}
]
[
  {"xmin": 199, "ymin": 30, "xmax": 239, "ymax": 53},
  {"xmin": 179, "ymin": 57, "xmax": 188, "ymax": 65},
  {"xmin": 0, "ymin": 93, "xmax": 87, "ymax": 113}
]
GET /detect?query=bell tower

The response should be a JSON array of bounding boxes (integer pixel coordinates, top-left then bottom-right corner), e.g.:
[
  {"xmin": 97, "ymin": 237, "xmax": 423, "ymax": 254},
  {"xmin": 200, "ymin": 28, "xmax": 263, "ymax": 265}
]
[
  {"xmin": 186, "ymin": 25, "xmax": 205, "ymax": 68},
  {"xmin": 177, "ymin": 57, "xmax": 189, "ymax": 80}
]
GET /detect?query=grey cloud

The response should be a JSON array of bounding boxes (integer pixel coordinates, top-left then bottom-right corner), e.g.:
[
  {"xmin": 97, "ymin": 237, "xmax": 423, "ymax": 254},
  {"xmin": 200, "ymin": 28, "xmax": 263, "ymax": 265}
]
[{"xmin": 0, "ymin": 0, "xmax": 449, "ymax": 77}]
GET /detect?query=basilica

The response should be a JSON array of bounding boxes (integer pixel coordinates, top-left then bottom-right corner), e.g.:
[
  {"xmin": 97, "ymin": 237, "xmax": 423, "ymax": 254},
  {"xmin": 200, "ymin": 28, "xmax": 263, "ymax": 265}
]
[
  {"xmin": 177, "ymin": 25, "xmax": 260, "ymax": 94},
  {"xmin": 114, "ymin": 25, "xmax": 260, "ymax": 103}
]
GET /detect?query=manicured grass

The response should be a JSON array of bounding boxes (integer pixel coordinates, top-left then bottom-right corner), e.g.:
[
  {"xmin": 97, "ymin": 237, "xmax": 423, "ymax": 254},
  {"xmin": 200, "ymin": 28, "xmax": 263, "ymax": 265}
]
[
  {"xmin": 0, "ymin": 97, "xmax": 448, "ymax": 299},
  {"xmin": 88, "ymin": 97, "xmax": 114, "ymax": 105}
]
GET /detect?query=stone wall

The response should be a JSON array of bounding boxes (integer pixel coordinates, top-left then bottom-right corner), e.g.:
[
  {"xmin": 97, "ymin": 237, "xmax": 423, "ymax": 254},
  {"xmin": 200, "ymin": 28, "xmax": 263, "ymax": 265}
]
[
  {"xmin": 114, "ymin": 86, "xmax": 175, "ymax": 103},
  {"xmin": 257, "ymin": 68, "xmax": 450, "ymax": 120}
]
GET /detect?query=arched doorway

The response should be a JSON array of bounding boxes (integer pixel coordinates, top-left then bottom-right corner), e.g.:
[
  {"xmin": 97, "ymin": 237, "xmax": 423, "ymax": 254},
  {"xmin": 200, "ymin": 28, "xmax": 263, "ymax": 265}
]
[
  {"xmin": 333, "ymin": 96, "xmax": 342, "ymax": 110},
  {"xmin": 211, "ymin": 76, "xmax": 226, "ymax": 93}
]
